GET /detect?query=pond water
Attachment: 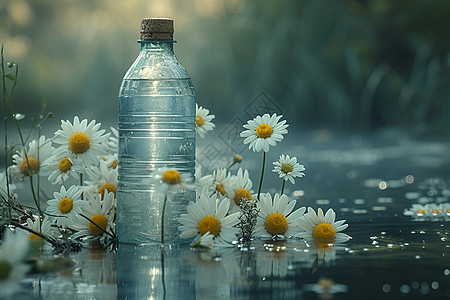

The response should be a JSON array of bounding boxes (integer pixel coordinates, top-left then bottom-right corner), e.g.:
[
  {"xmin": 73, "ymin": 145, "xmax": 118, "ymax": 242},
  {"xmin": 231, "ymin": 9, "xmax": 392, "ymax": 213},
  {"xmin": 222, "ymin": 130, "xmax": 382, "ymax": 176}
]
[{"xmin": 13, "ymin": 132, "xmax": 450, "ymax": 299}]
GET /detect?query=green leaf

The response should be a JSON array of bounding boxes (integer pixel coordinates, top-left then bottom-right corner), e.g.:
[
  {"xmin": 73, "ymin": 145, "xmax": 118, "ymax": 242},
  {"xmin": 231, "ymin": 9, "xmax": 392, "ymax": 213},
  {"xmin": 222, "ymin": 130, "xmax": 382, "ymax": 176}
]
[{"xmin": 4, "ymin": 73, "xmax": 18, "ymax": 83}]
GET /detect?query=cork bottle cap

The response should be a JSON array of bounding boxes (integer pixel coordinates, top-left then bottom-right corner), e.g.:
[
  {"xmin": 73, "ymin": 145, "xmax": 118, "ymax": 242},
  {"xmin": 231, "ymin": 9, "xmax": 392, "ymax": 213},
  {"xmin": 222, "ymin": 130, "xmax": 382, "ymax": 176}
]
[{"xmin": 140, "ymin": 18, "xmax": 174, "ymax": 40}]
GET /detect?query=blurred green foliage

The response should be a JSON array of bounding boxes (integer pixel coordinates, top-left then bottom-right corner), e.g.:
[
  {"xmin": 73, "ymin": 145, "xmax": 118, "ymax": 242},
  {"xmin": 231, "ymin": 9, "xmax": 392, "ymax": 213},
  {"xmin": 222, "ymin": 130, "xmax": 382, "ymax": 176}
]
[{"xmin": 1, "ymin": 0, "xmax": 449, "ymax": 135}]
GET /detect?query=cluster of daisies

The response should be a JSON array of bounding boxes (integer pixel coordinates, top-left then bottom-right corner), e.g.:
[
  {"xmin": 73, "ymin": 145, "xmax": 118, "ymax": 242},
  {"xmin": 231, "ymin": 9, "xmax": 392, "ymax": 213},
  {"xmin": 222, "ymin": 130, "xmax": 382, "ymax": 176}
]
[
  {"xmin": 184, "ymin": 110, "xmax": 351, "ymax": 248},
  {"xmin": 3, "ymin": 116, "xmax": 118, "ymax": 246},
  {"xmin": 0, "ymin": 105, "xmax": 351, "ymax": 252},
  {"xmin": 403, "ymin": 203, "xmax": 450, "ymax": 221}
]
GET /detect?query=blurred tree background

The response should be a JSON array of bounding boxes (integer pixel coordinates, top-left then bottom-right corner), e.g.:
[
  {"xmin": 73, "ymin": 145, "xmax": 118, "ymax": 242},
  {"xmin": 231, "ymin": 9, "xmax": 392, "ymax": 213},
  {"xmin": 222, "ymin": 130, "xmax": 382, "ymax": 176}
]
[{"xmin": 1, "ymin": 0, "xmax": 450, "ymax": 136}]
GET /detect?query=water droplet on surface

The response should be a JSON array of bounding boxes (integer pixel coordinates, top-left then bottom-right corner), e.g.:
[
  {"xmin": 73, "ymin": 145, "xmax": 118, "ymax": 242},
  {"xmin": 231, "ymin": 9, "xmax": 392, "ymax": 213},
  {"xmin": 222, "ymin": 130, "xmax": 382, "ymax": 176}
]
[
  {"xmin": 431, "ymin": 281, "xmax": 439, "ymax": 289},
  {"xmin": 379, "ymin": 181, "xmax": 388, "ymax": 190},
  {"xmin": 400, "ymin": 284, "xmax": 410, "ymax": 294},
  {"xmin": 382, "ymin": 284, "xmax": 391, "ymax": 292},
  {"xmin": 405, "ymin": 192, "xmax": 420, "ymax": 199},
  {"xmin": 377, "ymin": 197, "xmax": 393, "ymax": 203},
  {"xmin": 293, "ymin": 190, "xmax": 304, "ymax": 197},
  {"xmin": 415, "ymin": 255, "xmax": 421, "ymax": 259},
  {"xmin": 213, "ymin": 256, "xmax": 222, "ymax": 262},
  {"xmin": 316, "ymin": 199, "xmax": 330, "ymax": 205},
  {"xmin": 406, "ymin": 175, "xmax": 414, "ymax": 184},
  {"xmin": 372, "ymin": 206, "xmax": 387, "ymax": 211},
  {"xmin": 13, "ymin": 113, "xmax": 25, "ymax": 120},
  {"xmin": 444, "ymin": 269, "xmax": 450, "ymax": 276},
  {"xmin": 354, "ymin": 199, "xmax": 365, "ymax": 204}
]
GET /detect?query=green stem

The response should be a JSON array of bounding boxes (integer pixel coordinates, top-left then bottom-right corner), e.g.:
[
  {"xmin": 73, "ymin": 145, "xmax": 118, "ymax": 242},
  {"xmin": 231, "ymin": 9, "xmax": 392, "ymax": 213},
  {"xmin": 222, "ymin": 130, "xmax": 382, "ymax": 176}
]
[
  {"xmin": 1, "ymin": 46, "xmax": 11, "ymax": 219},
  {"xmin": 226, "ymin": 161, "xmax": 236, "ymax": 172},
  {"xmin": 161, "ymin": 193, "xmax": 168, "ymax": 243},
  {"xmin": 281, "ymin": 180, "xmax": 286, "ymax": 195},
  {"xmin": 161, "ymin": 249, "xmax": 166, "ymax": 300},
  {"xmin": 257, "ymin": 151, "xmax": 266, "ymax": 201},
  {"xmin": 28, "ymin": 174, "xmax": 44, "ymax": 218},
  {"xmin": 79, "ymin": 173, "xmax": 83, "ymax": 200}
]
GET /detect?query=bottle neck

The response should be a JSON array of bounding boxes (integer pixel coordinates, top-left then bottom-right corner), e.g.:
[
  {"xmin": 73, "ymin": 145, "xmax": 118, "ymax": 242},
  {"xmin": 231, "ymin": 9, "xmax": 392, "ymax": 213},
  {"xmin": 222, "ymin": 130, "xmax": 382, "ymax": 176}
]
[{"xmin": 138, "ymin": 40, "xmax": 175, "ymax": 54}]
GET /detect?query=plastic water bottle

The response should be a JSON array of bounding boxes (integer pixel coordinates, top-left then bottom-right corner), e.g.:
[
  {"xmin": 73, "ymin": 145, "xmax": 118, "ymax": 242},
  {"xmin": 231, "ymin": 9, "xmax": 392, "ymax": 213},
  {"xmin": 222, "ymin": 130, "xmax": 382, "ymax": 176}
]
[{"xmin": 117, "ymin": 18, "xmax": 196, "ymax": 244}]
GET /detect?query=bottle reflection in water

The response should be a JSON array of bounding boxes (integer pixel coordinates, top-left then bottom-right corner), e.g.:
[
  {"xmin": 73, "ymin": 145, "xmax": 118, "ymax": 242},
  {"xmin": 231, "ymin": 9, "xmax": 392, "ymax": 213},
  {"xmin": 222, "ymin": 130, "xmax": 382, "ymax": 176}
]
[
  {"xmin": 116, "ymin": 244, "xmax": 195, "ymax": 299},
  {"xmin": 117, "ymin": 18, "xmax": 195, "ymax": 244}
]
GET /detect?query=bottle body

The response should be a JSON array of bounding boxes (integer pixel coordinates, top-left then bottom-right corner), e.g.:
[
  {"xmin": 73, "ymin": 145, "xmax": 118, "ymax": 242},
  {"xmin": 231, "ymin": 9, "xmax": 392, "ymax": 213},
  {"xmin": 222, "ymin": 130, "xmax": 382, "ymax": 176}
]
[{"xmin": 117, "ymin": 41, "xmax": 195, "ymax": 244}]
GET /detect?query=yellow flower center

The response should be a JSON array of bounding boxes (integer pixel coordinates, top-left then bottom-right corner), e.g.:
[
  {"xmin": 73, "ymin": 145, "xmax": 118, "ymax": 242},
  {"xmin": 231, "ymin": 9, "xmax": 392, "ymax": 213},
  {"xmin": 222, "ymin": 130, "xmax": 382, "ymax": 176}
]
[
  {"xmin": 58, "ymin": 158, "xmax": 73, "ymax": 173},
  {"xmin": 19, "ymin": 157, "xmax": 39, "ymax": 176},
  {"xmin": 234, "ymin": 188, "xmax": 252, "ymax": 206},
  {"xmin": 88, "ymin": 214, "xmax": 108, "ymax": 236},
  {"xmin": 281, "ymin": 164, "xmax": 293, "ymax": 174},
  {"xmin": 256, "ymin": 124, "xmax": 273, "ymax": 138},
  {"xmin": 195, "ymin": 115, "xmax": 204, "ymax": 127},
  {"xmin": 98, "ymin": 183, "xmax": 117, "ymax": 199},
  {"xmin": 447, "ymin": 209, "xmax": 450, "ymax": 213},
  {"xmin": 417, "ymin": 209, "xmax": 427, "ymax": 214},
  {"xmin": 0, "ymin": 261, "xmax": 12, "ymax": 280},
  {"xmin": 198, "ymin": 216, "xmax": 221, "ymax": 237},
  {"xmin": 69, "ymin": 132, "xmax": 91, "ymax": 154},
  {"xmin": 111, "ymin": 159, "xmax": 118, "ymax": 169},
  {"xmin": 29, "ymin": 233, "xmax": 41, "ymax": 240},
  {"xmin": 432, "ymin": 209, "xmax": 442, "ymax": 214},
  {"xmin": 312, "ymin": 223, "xmax": 336, "ymax": 240},
  {"xmin": 265, "ymin": 212, "xmax": 288, "ymax": 235},
  {"xmin": 215, "ymin": 184, "xmax": 226, "ymax": 195},
  {"xmin": 162, "ymin": 170, "xmax": 181, "ymax": 185},
  {"xmin": 59, "ymin": 197, "xmax": 73, "ymax": 214}
]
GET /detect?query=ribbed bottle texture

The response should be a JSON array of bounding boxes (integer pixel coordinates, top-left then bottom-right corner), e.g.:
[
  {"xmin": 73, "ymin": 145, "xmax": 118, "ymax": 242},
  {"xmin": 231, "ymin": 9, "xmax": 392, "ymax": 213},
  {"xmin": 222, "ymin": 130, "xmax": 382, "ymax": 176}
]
[{"xmin": 117, "ymin": 29, "xmax": 195, "ymax": 244}]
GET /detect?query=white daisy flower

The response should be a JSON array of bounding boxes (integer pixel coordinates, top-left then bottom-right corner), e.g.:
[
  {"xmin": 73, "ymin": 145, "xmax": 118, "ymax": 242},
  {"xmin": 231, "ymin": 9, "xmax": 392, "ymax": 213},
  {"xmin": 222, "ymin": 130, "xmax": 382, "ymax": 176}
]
[
  {"xmin": 106, "ymin": 127, "xmax": 118, "ymax": 154},
  {"xmin": 231, "ymin": 168, "xmax": 253, "ymax": 206},
  {"xmin": 71, "ymin": 191, "xmax": 116, "ymax": 245},
  {"xmin": 40, "ymin": 156, "xmax": 85, "ymax": 185},
  {"xmin": 240, "ymin": 113, "xmax": 288, "ymax": 153},
  {"xmin": 189, "ymin": 231, "xmax": 214, "ymax": 248},
  {"xmin": 9, "ymin": 135, "xmax": 53, "ymax": 180},
  {"xmin": 178, "ymin": 193, "xmax": 240, "ymax": 245},
  {"xmin": 272, "ymin": 154, "xmax": 305, "ymax": 184},
  {"xmin": 195, "ymin": 104, "xmax": 215, "ymax": 138},
  {"xmin": 52, "ymin": 116, "xmax": 109, "ymax": 166},
  {"xmin": 297, "ymin": 208, "xmax": 351, "ymax": 243},
  {"xmin": 45, "ymin": 185, "xmax": 87, "ymax": 228},
  {"xmin": 101, "ymin": 153, "xmax": 119, "ymax": 170},
  {"xmin": 83, "ymin": 160, "xmax": 118, "ymax": 200},
  {"xmin": 199, "ymin": 168, "xmax": 235, "ymax": 200},
  {"xmin": 403, "ymin": 203, "xmax": 447, "ymax": 220},
  {"xmin": 255, "ymin": 193, "xmax": 306, "ymax": 239},
  {"xmin": 0, "ymin": 229, "xmax": 30, "ymax": 297},
  {"xmin": 18, "ymin": 216, "xmax": 57, "ymax": 241},
  {"xmin": 150, "ymin": 167, "xmax": 193, "ymax": 197}
]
